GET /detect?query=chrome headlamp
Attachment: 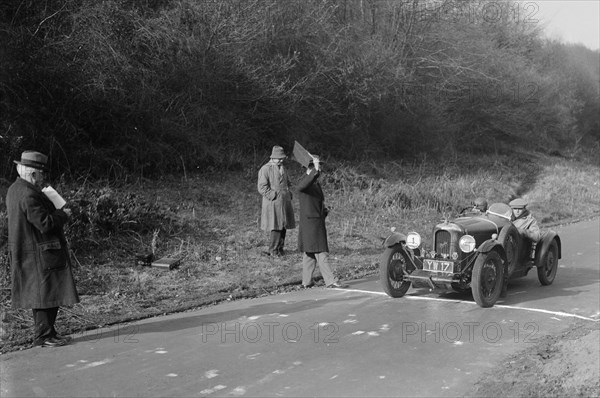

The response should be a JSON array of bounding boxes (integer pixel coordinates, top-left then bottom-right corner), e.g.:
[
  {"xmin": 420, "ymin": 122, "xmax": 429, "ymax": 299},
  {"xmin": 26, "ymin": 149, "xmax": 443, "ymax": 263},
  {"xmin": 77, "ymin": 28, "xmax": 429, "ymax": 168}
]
[{"xmin": 459, "ymin": 235, "xmax": 476, "ymax": 253}]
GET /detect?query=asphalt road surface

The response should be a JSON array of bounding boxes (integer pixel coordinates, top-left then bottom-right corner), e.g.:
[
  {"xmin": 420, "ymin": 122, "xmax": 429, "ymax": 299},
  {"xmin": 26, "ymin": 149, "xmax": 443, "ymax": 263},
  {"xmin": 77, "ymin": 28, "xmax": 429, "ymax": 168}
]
[{"xmin": 1, "ymin": 219, "xmax": 598, "ymax": 397}]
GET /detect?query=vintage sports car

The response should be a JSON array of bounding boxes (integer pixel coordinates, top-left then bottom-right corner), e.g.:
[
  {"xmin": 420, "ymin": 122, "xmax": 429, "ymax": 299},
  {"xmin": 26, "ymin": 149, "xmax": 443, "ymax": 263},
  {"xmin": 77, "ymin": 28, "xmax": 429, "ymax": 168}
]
[{"xmin": 379, "ymin": 203, "xmax": 561, "ymax": 307}]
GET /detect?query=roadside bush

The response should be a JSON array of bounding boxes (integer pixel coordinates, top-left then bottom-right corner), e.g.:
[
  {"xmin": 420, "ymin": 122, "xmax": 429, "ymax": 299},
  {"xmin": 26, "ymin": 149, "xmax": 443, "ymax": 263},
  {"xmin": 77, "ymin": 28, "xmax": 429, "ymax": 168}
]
[{"xmin": 64, "ymin": 186, "xmax": 178, "ymax": 247}]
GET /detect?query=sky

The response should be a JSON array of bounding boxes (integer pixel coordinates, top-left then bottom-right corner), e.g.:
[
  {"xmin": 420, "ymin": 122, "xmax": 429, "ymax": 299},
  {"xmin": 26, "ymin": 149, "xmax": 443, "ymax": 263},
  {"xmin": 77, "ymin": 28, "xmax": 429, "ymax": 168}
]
[{"xmin": 533, "ymin": 0, "xmax": 600, "ymax": 50}]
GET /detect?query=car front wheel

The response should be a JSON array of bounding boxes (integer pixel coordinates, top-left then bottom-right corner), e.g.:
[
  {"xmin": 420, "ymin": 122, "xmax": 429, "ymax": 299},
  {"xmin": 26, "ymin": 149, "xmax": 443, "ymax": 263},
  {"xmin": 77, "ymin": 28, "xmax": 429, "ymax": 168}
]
[
  {"xmin": 471, "ymin": 251, "xmax": 504, "ymax": 308},
  {"xmin": 379, "ymin": 244, "xmax": 413, "ymax": 297},
  {"xmin": 537, "ymin": 240, "xmax": 558, "ymax": 285}
]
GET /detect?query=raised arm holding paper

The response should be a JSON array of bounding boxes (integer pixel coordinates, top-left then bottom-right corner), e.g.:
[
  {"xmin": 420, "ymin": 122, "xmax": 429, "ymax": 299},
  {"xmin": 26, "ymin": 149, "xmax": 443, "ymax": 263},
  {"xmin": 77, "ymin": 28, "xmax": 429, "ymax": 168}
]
[{"xmin": 293, "ymin": 141, "xmax": 348, "ymax": 289}]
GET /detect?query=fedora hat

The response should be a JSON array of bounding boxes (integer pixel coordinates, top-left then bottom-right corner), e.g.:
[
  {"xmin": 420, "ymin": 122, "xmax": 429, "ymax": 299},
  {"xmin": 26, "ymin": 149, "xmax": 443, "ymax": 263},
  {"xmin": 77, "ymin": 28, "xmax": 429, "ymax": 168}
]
[
  {"xmin": 270, "ymin": 146, "xmax": 287, "ymax": 159},
  {"xmin": 14, "ymin": 151, "xmax": 49, "ymax": 171}
]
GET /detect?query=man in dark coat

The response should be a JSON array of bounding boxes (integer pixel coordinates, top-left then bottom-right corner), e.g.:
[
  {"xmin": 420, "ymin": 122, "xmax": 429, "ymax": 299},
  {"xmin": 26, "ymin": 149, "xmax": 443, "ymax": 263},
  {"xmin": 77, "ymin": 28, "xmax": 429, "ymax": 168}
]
[
  {"xmin": 6, "ymin": 151, "xmax": 79, "ymax": 347},
  {"xmin": 297, "ymin": 155, "xmax": 347, "ymax": 288}
]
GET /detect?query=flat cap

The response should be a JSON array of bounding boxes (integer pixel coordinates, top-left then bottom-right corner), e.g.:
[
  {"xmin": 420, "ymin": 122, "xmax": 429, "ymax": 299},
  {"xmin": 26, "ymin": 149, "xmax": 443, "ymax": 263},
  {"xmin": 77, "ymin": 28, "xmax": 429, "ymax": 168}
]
[{"xmin": 509, "ymin": 198, "xmax": 528, "ymax": 208}]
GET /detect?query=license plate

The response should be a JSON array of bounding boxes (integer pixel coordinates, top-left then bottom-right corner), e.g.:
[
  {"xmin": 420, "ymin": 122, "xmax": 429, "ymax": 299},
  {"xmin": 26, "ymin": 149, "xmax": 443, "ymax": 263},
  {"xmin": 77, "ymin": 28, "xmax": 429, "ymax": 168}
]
[{"xmin": 423, "ymin": 259, "xmax": 454, "ymax": 273}]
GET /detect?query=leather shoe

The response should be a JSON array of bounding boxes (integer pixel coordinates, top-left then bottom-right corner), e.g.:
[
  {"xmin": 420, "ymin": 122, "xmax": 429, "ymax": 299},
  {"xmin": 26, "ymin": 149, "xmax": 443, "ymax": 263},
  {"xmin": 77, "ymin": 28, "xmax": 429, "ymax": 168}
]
[
  {"xmin": 38, "ymin": 337, "xmax": 68, "ymax": 347},
  {"xmin": 326, "ymin": 282, "xmax": 349, "ymax": 289},
  {"xmin": 302, "ymin": 283, "xmax": 314, "ymax": 289}
]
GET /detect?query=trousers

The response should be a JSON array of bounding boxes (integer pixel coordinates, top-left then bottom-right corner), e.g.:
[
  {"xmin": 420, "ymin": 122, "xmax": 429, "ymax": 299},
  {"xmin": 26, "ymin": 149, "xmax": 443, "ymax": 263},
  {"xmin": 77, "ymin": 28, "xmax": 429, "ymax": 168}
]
[
  {"xmin": 302, "ymin": 252, "xmax": 336, "ymax": 286},
  {"xmin": 32, "ymin": 307, "xmax": 59, "ymax": 344},
  {"xmin": 268, "ymin": 228, "xmax": 287, "ymax": 254}
]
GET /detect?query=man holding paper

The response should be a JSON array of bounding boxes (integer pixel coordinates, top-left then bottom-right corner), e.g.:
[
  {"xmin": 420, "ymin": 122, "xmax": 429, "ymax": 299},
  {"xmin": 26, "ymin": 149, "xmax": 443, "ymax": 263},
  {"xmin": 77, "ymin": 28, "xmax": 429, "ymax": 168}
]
[
  {"xmin": 294, "ymin": 144, "xmax": 347, "ymax": 289},
  {"xmin": 6, "ymin": 151, "xmax": 79, "ymax": 347}
]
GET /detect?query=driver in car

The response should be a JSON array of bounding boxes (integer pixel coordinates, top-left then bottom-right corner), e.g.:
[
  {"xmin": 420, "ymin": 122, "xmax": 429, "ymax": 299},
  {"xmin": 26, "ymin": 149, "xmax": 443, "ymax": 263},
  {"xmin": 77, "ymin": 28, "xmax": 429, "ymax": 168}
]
[
  {"xmin": 509, "ymin": 198, "xmax": 540, "ymax": 242},
  {"xmin": 472, "ymin": 197, "xmax": 488, "ymax": 214}
]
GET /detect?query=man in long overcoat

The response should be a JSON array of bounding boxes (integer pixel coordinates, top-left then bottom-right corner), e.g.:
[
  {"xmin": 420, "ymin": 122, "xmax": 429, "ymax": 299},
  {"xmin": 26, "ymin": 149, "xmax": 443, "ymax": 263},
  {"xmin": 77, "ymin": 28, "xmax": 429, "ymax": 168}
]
[
  {"xmin": 7, "ymin": 151, "xmax": 79, "ymax": 347},
  {"xmin": 258, "ymin": 145, "xmax": 295, "ymax": 256},
  {"xmin": 297, "ymin": 156, "xmax": 346, "ymax": 288}
]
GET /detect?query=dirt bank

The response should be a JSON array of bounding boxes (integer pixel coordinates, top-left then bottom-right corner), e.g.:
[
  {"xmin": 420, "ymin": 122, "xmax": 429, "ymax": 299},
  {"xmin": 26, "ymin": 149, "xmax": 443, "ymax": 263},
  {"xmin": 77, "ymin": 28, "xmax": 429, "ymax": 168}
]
[{"xmin": 470, "ymin": 321, "xmax": 600, "ymax": 397}]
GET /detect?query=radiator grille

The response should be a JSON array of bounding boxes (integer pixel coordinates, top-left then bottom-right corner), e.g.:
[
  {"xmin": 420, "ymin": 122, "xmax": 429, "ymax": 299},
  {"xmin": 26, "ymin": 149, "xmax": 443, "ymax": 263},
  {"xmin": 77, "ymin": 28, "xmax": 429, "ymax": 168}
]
[{"xmin": 435, "ymin": 230, "xmax": 452, "ymax": 256}]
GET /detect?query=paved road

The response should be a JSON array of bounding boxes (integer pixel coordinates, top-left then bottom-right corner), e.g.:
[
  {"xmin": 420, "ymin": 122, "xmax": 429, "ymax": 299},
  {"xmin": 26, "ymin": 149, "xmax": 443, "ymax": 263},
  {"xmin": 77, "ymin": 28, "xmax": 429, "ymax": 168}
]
[{"xmin": 1, "ymin": 219, "xmax": 598, "ymax": 397}]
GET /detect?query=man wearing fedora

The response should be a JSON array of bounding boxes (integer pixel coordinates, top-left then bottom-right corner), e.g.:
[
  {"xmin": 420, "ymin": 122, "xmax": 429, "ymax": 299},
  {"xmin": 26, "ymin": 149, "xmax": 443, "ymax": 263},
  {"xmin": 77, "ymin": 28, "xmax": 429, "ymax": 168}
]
[
  {"xmin": 258, "ymin": 145, "xmax": 296, "ymax": 256},
  {"xmin": 6, "ymin": 151, "xmax": 79, "ymax": 347}
]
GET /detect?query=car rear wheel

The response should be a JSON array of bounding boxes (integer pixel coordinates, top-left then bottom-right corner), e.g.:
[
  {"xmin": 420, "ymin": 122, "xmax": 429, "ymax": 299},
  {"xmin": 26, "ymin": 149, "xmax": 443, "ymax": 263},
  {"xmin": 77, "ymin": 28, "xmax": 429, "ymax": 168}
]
[
  {"xmin": 471, "ymin": 251, "xmax": 504, "ymax": 308},
  {"xmin": 380, "ymin": 244, "xmax": 413, "ymax": 297},
  {"xmin": 537, "ymin": 240, "xmax": 558, "ymax": 285}
]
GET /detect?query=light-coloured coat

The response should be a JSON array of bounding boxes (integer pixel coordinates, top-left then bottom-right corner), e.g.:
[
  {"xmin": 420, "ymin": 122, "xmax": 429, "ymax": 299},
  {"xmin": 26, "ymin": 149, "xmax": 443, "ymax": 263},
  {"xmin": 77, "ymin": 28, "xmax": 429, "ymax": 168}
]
[
  {"xmin": 6, "ymin": 178, "xmax": 79, "ymax": 309},
  {"xmin": 513, "ymin": 210, "xmax": 540, "ymax": 242},
  {"xmin": 258, "ymin": 162, "xmax": 295, "ymax": 231}
]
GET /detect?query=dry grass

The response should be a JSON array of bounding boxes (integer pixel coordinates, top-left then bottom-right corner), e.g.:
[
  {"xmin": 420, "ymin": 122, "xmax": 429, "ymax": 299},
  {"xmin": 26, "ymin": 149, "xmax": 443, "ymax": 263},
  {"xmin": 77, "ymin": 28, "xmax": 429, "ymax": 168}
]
[{"xmin": 1, "ymin": 153, "xmax": 598, "ymax": 353}]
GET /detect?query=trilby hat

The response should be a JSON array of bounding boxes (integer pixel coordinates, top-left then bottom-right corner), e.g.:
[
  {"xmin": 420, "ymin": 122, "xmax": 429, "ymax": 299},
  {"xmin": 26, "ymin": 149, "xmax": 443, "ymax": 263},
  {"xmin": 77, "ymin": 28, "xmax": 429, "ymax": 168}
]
[
  {"xmin": 14, "ymin": 151, "xmax": 49, "ymax": 171},
  {"xmin": 270, "ymin": 146, "xmax": 287, "ymax": 159}
]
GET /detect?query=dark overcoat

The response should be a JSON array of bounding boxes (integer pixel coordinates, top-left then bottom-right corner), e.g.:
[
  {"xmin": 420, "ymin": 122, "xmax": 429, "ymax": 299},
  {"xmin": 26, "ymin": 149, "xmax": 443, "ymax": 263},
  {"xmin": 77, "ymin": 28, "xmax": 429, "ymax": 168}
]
[
  {"xmin": 258, "ymin": 162, "xmax": 296, "ymax": 231},
  {"xmin": 297, "ymin": 169, "xmax": 329, "ymax": 253},
  {"xmin": 6, "ymin": 178, "xmax": 79, "ymax": 309}
]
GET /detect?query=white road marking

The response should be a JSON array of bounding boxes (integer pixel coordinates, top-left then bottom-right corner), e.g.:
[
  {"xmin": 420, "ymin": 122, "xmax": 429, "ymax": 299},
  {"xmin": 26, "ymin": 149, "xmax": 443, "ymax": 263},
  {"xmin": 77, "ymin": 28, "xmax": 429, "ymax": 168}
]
[
  {"xmin": 76, "ymin": 359, "xmax": 113, "ymax": 370},
  {"xmin": 337, "ymin": 288, "xmax": 600, "ymax": 322}
]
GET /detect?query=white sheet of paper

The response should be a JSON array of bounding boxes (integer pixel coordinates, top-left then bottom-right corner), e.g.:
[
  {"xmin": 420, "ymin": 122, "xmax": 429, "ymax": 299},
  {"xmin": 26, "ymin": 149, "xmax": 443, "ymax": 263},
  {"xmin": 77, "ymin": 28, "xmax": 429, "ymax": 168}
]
[{"xmin": 42, "ymin": 186, "xmax": 66, "ymax": 209}]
